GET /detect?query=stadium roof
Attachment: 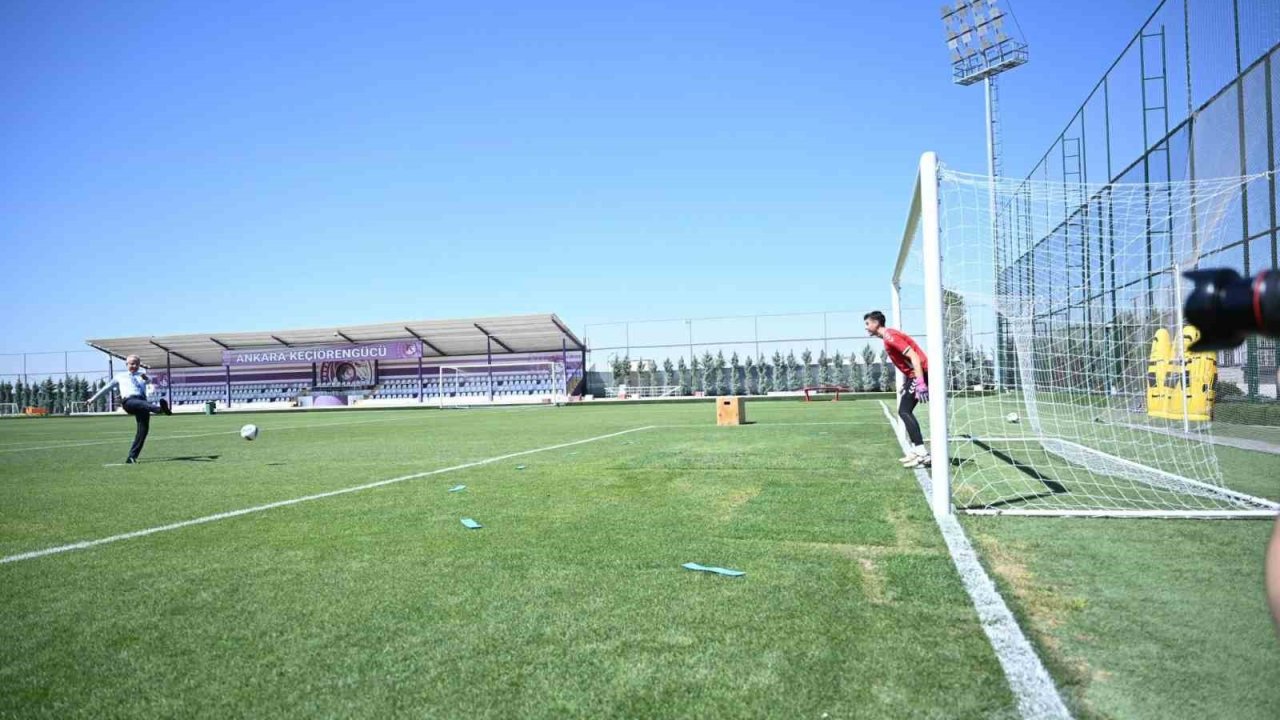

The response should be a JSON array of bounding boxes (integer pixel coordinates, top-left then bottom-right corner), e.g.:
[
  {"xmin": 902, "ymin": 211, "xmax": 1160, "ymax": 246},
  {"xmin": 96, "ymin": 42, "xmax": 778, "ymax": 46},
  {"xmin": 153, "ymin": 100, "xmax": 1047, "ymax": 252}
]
[{"xmin": 86, "ymin": 313, "xmax": 585, "ymax": 369}]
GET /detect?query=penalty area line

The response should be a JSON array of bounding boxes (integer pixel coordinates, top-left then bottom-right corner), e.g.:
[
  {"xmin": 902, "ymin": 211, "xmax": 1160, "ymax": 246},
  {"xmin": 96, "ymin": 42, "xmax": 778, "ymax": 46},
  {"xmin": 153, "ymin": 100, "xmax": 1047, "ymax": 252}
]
[
  {"xmin": 877, "ymin": 401, "xmax": 1072, "ymax": 720},
  {"xmin": 2, "ymin": 425, "xmax": 656, "ymax": 566}
]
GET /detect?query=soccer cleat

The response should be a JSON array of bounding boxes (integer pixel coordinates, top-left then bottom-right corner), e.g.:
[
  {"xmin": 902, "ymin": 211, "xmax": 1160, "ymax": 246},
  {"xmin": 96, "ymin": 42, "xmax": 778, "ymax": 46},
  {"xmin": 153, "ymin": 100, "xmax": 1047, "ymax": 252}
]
[
  {"xmin": 898, "ymin": 454, "xmax": 915, "ymax": 464},
  {"xmin": 124, "ymin": 457, "xmax": 138, "ymax": 464},
  {"xmin": 903, "ymin": 455, "xmax": 931, "ymax": 469},
  {"xmin": 160, "ymin": 399, "xmax": 172, "ymax": 415}
]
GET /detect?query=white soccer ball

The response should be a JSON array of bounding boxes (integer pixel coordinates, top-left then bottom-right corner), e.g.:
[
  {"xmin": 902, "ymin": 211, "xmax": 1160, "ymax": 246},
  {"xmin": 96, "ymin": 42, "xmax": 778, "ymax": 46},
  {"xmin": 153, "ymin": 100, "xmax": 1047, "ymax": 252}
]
[
  {"xmin": 240, "ymin": 424, "xmax": 259, "ymax": 441},
  {"xmin": 1005, "ymin": 412, "xmax": 1020, "ymax": 424}
]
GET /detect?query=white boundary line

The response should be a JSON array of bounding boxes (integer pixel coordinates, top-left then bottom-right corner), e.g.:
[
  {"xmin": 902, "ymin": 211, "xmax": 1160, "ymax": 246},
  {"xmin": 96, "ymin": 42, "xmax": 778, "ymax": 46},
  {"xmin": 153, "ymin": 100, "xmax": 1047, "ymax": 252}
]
[
  {"xmin": 0, "ymin": 406, "xmax": 552, "ymax": 454},
  {"xmin": 878, "ymin": 401, "xmax": 1072, "ymax": 720},
  {"xmin": 1, "ymin": 426, "xmax": 654, "ymax": 565}
]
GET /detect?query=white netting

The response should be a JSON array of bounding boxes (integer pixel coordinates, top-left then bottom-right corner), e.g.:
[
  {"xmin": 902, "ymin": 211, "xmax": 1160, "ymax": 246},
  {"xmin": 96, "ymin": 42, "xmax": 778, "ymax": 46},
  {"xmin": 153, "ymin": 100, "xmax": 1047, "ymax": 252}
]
[
  {"xmin": 0, "ymin": 403, "xmax": 18, "ymax": 416},
  {"xmin": 897, "ymin": 165, "xmax": 1279, "ymax": 516},
  {"xmin": 436, "ymin": 361, "xmax": 566, "ymax": 407}
]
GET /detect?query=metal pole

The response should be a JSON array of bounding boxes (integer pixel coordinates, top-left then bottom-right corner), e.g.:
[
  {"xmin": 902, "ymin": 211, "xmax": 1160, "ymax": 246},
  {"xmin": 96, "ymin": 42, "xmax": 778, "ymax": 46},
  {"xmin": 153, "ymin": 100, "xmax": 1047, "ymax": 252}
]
[
  {"xmin": 486, "ymin": 336, "xmax": 494, "ymax": 402},
  {"xmin": 166, "ymin": 352, "xmax": 172, "ymax": 406},
  {"xmin": 754, "ymin": 316, "xmax": 760, "ymax": 359},
  {"xmin": 687, "ymin": 320, "xmax": 694, "ymax": 366},
  {"xmin": 1172, "ymin": 266, "xmax": 1191, "ymax": 433},
  {"xmin": 985, "ymin": 76, "xmax": 1003, "ymax": 390},
  {"xmin": 562, "ymin": 338, "xmax": 569, "ymax": 395},
  {"xmin": 225, "ymin": 365, "xmax": 232, "ymax": 408},
  {"xmin": 890, "ymin": 281, "xmax": 904, "ymax": 394},
  {"xmin": 107, "ymin": 357, "xmax": 115, "ymax": 412},
  {"xmin": 920, "ymin": 152, "xmax": 951, "ymax": 517},
  {"xmin": 823, "ymin": 313, "xmax": 829, "ymax": 356},
  {"xmin": 417, "ymin": 342, "xmax": 424, "ymax": 404}
]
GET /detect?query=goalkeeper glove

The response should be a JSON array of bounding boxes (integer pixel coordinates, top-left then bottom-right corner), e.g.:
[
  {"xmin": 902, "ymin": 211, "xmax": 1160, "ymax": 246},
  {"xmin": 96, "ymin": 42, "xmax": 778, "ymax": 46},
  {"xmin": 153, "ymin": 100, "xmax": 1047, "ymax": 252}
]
[{"xmin": 913, "ymin": 378, "xmax": 929, "ymax": 403}]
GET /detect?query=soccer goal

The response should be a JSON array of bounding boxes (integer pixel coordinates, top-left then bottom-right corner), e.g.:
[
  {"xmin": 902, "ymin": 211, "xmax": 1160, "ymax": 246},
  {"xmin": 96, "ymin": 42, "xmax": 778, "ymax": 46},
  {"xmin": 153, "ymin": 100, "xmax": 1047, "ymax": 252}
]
[
  {"xmin": 69, "ymin": 402, "xmax": 95, "ymax": 415},
  {"xmin": 0, "ymin": 403, "xmax": 18, "ymax": 417},
  {"xmin": 436, "ymin": 361, "xmax": 567, "ymax": 408},
  {"xmin": 606, "ymin": 384, "xmax": 681, "ymax": 399},
  {"xmin": 893, "ymin": 152, "xmax": 1279, "ymax": 518}
]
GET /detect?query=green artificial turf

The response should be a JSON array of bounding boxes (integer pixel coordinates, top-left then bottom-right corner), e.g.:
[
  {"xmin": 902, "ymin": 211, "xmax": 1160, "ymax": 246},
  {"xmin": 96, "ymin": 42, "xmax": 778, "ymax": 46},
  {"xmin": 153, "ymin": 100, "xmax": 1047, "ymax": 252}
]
[
  {"xmin": 2, "ymin": 400, "xmax": 1276, "ymax": 719},
  {"xmin": 0, "ymin": 402, "xmax": 1015, "ymax": 719},
  {"xmin": 964, "ymin": 443, "xmax": 1280, "ymax": 719}
]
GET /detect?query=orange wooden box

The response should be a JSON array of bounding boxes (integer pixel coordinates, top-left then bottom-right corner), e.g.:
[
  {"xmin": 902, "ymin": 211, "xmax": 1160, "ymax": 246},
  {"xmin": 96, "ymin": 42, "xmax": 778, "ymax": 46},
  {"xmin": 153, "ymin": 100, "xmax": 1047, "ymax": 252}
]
[{"xmin": 716, "ymin": 396, "xmax": 746, "ymax": 426}]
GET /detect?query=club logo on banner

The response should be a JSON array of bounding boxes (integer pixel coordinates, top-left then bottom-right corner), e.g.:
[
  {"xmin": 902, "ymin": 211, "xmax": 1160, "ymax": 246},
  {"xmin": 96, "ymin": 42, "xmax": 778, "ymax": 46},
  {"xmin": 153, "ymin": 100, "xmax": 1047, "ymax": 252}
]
[{"xmin": 318, "ymin": 360, "xmax": 376, "ymax": 387}]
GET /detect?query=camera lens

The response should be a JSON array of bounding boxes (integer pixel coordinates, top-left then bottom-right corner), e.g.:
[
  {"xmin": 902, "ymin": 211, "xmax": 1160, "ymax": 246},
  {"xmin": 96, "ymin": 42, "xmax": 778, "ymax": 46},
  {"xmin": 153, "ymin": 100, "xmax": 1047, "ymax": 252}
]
[{"xmin": 1184, "ymin": 268, "xmax": 1280, "ymax": 351}]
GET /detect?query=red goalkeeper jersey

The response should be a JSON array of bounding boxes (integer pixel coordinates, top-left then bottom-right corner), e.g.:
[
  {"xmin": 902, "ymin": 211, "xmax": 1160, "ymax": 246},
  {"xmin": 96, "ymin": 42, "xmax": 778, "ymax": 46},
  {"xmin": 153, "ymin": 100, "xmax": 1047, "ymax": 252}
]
[{"xmin": 883, "ymin": 329, "xmax": 928, "ymax": 379}]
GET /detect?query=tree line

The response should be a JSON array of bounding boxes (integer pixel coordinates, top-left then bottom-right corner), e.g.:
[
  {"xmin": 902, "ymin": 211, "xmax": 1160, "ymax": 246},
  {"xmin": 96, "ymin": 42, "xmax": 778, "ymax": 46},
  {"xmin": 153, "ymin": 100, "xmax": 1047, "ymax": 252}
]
[
  {"xmin": 610, "ymin": 347, "xmax": 897, "ymax": 396},
  {"xmin": 0, "ymin": 376, "xmax": 110, "ymax": 414}
]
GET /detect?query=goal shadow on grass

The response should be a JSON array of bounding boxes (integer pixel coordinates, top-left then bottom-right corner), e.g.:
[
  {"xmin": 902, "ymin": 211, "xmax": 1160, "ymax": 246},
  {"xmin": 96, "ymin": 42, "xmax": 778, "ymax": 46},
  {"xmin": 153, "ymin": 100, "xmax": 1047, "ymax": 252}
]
[{"xmin": 953, "ymin": 436, "xmax": 1069, "ymax": 511}]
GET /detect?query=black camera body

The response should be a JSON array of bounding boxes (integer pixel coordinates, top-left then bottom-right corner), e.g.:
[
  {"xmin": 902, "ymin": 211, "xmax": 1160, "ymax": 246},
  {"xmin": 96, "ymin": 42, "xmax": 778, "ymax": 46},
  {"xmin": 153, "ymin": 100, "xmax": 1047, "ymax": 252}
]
[{"xmin": 1183, "ymin": 268, "xmax": 1280, "ymax": 351}]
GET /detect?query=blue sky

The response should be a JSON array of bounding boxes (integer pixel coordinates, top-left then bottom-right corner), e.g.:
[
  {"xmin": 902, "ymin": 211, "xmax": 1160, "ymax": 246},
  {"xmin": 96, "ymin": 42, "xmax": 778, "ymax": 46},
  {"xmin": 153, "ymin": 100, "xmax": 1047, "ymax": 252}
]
[{"xmin": 1, "ymin": 0, "xmax": 1159, "ymax": 361}]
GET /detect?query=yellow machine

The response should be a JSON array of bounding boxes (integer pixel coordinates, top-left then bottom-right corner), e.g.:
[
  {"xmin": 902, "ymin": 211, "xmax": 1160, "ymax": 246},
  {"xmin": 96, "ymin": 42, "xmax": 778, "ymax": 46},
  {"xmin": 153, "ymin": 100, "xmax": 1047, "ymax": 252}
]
[
  {"xmin": 1147, "ymin": 328, "xmax": 1173, "ymax": 419},
  {"xmin": 1177, "ymin": 324, "xmax": 1217, "ymax": 422}
]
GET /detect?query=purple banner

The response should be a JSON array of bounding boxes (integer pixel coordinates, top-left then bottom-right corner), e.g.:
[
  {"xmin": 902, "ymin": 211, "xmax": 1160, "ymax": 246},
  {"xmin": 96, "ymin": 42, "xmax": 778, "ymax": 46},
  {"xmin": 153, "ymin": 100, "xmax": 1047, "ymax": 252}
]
[{"xmin": 223, "ymin": 340, "xmax": 421, "ymax": 367}]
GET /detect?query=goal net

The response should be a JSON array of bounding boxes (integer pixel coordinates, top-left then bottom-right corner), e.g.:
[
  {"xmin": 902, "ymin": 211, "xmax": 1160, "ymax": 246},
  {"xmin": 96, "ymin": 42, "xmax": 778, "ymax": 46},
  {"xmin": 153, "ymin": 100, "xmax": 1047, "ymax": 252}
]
[
  {"xmin": 0, "ymin": 403, "xmax": 18, "ymax": 417},
  {"xmin": 894, "ymin": 152, "xmax": 1279, "ymax": 518},
  {"xmin": 435, "ymin": 361, "xmax": 566, "ymax": 408}
]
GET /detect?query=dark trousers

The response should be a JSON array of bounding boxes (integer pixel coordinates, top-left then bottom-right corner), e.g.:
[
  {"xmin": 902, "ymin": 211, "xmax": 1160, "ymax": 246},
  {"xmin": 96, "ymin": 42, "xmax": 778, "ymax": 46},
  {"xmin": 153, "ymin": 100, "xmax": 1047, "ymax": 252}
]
[
  {"xmin": 123, "ymin": 396, "xmax": 164, "ymax": 460},
  {"xmin": 899, "ymin": 384, "xmax": 924, "ymax": 448}
]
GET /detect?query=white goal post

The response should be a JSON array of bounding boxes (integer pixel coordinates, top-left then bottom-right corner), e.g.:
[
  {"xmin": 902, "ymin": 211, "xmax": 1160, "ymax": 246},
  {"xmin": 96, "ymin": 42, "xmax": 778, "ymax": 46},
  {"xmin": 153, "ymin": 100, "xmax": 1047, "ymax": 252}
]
[
  {"xmin": 0, "ymin": 403, "xmax": 19, "ymax": 417},
  {"xmin": 436, "ymin": 361, "xmax": 567, "ymax": 408},
  {"xmin": 893, "ymin": 152, "xmax": 1279, "ymax": 518}
]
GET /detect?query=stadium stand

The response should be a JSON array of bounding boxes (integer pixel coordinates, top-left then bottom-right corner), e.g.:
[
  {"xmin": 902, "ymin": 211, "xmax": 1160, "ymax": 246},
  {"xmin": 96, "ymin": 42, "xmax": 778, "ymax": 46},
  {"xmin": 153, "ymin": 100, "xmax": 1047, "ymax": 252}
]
[
  {"xmin": 85, "ymin": 314, "xmax": 584, "ymax": 412},
  {"xmin": 170, "ymin": 381, "xmax": 310, "ymax": 406},
  {"xmin": 369, "ymin": 371, "xmax": 555, "ymax": 401}
]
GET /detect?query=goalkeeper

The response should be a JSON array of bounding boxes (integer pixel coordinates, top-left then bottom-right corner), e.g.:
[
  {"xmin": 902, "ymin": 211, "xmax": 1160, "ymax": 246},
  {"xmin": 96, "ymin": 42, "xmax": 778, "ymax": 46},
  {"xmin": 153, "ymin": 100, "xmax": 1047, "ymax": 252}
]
[{"xmin": 865, "ymin": 311, "xmax": 931, "ymax": 468}]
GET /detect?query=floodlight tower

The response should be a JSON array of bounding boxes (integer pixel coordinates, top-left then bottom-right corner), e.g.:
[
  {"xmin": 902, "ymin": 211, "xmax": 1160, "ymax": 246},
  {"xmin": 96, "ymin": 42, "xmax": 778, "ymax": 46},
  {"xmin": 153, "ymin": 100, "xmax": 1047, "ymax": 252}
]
[{"xmin": 941, "ymin": 0, "xmax": 1028, "ymax": 388}]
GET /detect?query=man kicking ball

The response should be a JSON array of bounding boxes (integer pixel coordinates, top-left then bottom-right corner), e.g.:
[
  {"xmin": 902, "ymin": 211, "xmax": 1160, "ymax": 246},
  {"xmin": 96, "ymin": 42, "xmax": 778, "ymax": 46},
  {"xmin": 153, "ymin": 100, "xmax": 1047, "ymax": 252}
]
[
  {"xmin": 86, "ymin": 354, "xmax": 171, "ymax": 463},
  {"xmin": 864, "ymin": 311, "xmax": 931, "ymax": 469}
]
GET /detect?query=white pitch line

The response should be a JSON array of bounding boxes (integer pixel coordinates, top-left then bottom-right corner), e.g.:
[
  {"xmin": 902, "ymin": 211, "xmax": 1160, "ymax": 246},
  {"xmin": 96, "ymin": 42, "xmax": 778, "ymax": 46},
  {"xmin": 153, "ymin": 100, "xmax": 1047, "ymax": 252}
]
[
  {"xmin": 0, "ymin": 407, "xmax": 552, "ymax": 454},
  {"xmin": 1, "ymin": 425, "xmax": 655, "ymax": 565},
  {"xmin": 878, "ymin": 401, "xmax": 1072, "ymax": 720}
]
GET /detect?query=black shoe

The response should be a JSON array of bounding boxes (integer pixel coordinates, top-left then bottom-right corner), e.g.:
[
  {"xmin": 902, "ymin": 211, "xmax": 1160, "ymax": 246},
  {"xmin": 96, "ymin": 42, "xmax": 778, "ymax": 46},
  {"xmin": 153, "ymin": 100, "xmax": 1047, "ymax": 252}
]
[
  {"xmin": 125, "ymin": 457, "xmax": 138, "ymax": 464},
  {"xmin": 160, "ymin": 399, "xmax": 172, "ymax": 415}
]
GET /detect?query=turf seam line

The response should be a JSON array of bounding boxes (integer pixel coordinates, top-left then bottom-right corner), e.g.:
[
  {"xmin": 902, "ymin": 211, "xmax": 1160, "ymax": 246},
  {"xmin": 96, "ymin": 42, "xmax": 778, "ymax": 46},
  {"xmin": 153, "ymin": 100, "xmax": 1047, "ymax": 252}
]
[
  {"xmin": 878, "ymin": 401, "xmax": 1072, "ymax": 720},
  {"xmin": 0, "ymin": 425, "xmax": 656, "ymax": 565}
]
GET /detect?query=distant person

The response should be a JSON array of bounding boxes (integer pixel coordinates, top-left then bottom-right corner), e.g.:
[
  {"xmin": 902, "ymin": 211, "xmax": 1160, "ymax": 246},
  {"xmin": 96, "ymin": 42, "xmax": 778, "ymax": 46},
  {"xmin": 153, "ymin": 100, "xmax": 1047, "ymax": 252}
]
[
  {"xmin": 865, "ymin": 311, "xmax": 931, "ymax": 469},
  {"xmin": 86, "ymin": 354, "xmax": 171, "ymax": 464}
]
